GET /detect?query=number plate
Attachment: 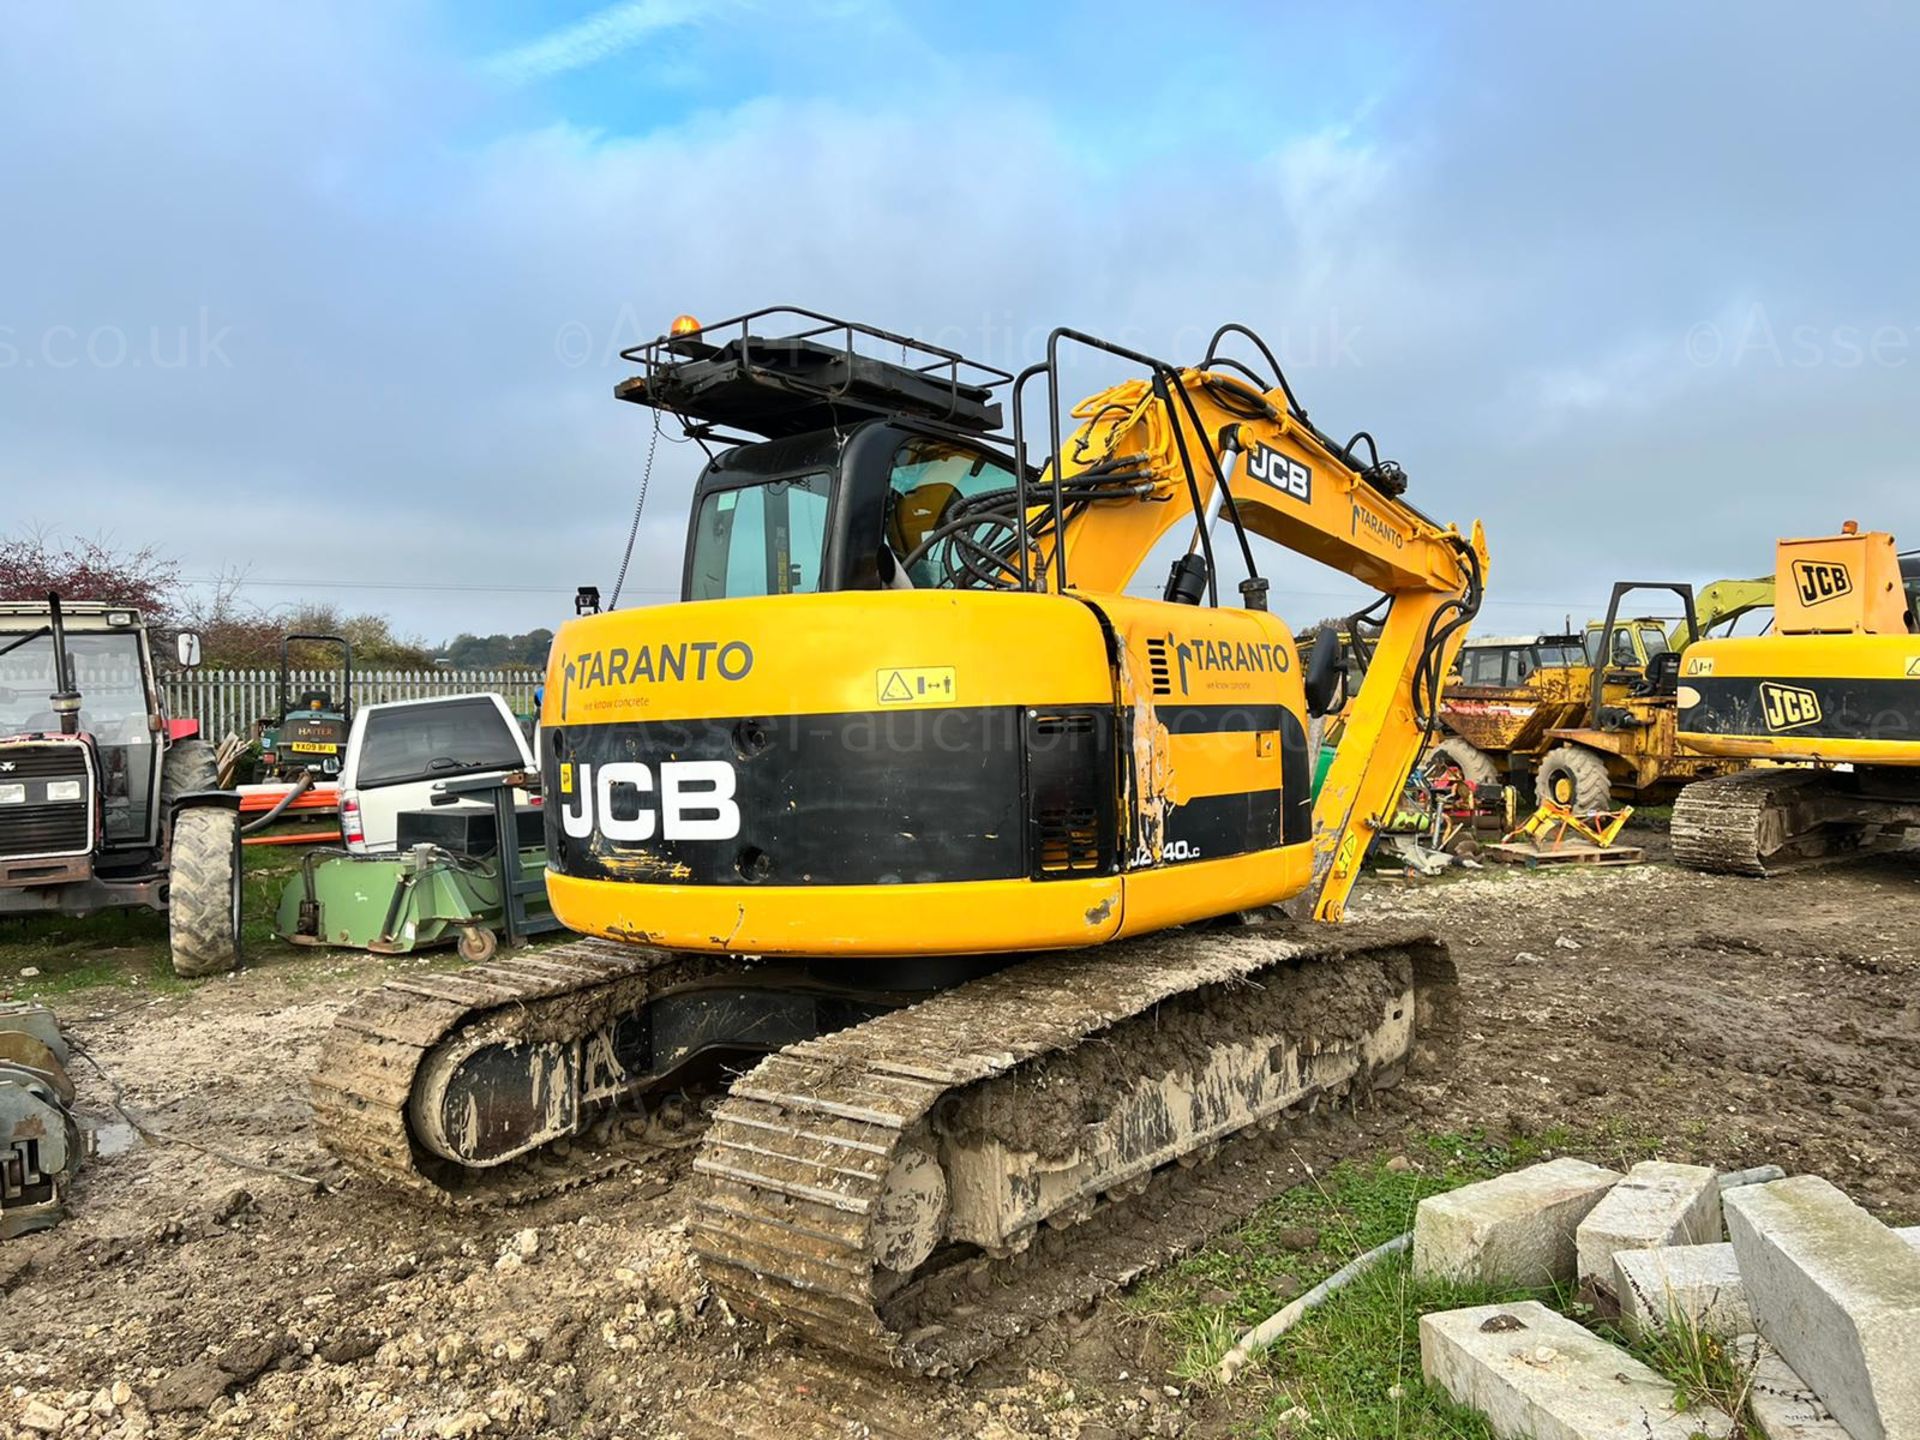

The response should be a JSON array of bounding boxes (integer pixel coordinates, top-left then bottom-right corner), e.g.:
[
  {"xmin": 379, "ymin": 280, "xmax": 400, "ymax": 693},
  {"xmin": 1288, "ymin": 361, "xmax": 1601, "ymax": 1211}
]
[{"xmin": 289, "ymin": 742, "xmax": 339, "ymax": 754}]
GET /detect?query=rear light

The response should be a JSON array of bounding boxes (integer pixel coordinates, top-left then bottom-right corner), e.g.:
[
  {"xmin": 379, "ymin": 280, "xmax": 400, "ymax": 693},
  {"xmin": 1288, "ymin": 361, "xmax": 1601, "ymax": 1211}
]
[{"xmin": 341, "ymin": 794, "xmax": 364, "ymax": 847}]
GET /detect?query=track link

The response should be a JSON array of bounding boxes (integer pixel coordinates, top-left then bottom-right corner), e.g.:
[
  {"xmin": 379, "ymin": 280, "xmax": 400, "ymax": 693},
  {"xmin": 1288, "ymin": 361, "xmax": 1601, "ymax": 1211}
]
[
  {"xmin": 688, "ymin": 924, "xmax": 1455, "ymax": 1374},
  {"xmin": 311, "ymin": 938, "xmax": 691, "ymax": 1205},
  {"xmin": 1672, "ymin": 769, "xmax": 1836, "ymax": 876}
]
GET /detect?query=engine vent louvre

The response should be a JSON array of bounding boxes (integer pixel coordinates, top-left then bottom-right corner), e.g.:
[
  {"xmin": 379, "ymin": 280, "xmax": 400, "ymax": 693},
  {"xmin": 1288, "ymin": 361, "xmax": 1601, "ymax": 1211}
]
[
  {"xmin": 1145, "ymin": 639, "xmax": 1173, "ymax": 697},
  {"xmin": 1034, "ymin": 803, "xmax": 1103, "ymax": 874},
  {"xmin": 1026, "ymin": 710, "xmax": 1114, "ymax": 877}
]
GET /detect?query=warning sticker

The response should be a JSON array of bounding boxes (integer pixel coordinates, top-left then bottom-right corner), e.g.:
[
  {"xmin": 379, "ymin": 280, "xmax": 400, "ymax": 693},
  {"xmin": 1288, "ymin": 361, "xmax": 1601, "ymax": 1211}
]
[{"xmin": 876, "ymin": 666, "xmax": 956, "ymax": 706}]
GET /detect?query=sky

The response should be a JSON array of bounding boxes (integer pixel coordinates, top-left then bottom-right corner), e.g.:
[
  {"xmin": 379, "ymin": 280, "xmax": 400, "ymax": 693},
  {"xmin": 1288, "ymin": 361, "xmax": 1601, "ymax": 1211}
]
[{"xmin": 4, "ymin": 1, "xmax": 1919, "ymax": 646}]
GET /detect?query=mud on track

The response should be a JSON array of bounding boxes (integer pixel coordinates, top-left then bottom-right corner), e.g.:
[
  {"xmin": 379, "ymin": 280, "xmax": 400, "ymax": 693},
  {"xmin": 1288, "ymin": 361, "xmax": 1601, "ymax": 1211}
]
[{"xmin": 1, "ymin": 841, "xmax": 1914, "ymax": 1439}]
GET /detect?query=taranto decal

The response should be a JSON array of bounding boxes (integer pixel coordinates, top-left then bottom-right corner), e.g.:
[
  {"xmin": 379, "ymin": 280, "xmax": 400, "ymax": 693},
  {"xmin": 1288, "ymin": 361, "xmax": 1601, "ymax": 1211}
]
[
  {"xmin": 1350, "ymin": 503, "xmax": 1407, "ymax": 551},
  {"xmin": 1790, "ymin": 559, "xmax": 1852, "ymax": 607},
  {"xmin": 1760, "ymin": 682, "xmax": 1823, "ymax": 731},
  {"xmin": 1173, "ymin": 637, "xmax": 1293, "ymax": 692},
  {"xmin": 1246, "ymin": 444, "xmax": 1312, "ymax": 502},
  {"xmin": 559, "ymin": 639, "xmax": 753, "ymax": 717}
]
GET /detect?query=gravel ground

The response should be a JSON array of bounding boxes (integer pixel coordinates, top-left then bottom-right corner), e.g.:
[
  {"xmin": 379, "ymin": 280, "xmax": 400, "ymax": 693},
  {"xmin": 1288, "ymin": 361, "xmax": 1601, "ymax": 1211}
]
[{"xmin": 1, "ymin": 839, "xmax": 1913, "ymax": 1439}]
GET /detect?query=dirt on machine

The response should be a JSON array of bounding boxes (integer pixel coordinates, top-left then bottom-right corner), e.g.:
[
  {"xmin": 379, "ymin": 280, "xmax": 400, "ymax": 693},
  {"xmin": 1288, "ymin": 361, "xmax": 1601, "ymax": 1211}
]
[
  {"xmin": 312, "ymin": 307, "xmax": 1489, "ymax": 1371},
  {"xmin": 1673, "ymin": 523, "xmax": 1920, "ymax": 874}
]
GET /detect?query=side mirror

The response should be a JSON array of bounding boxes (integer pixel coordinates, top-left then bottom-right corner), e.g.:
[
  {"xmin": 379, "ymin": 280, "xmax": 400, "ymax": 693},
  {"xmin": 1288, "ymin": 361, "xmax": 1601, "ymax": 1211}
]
[
  {"xmin": 175, "ymin": 632, "xmax": 203, "ymax": 669},
  {"xmin": 1304, "ymin": 623, "xmax": 1346, "ymax": 717}
]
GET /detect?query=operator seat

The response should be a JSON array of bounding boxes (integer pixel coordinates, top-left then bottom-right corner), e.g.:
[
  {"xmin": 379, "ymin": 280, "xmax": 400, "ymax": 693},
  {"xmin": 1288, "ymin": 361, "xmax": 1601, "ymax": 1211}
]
[{"xmin": 1641, "ymin": 651, "xmax": 1682, "ymax": 696}]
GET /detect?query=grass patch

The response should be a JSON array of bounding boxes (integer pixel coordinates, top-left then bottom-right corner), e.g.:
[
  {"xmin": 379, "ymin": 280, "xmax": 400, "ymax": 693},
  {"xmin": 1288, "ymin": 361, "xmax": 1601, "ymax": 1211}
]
[
  {"xmin": 1134, "ymin": 1130, "xmax": 1753, "ymax": 1438},
  {"xmin": 3, "ymin": 824, "xmax": 372, "ymax": 1002}
]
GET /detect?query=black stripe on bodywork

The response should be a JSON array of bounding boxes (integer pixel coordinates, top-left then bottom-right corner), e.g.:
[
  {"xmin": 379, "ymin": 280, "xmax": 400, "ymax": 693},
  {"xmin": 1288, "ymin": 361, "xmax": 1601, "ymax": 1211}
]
[
  {"xmin": 546, "ymin": 708, "xmax": 1028, "ymax": 886},
  {"xmin": 1161, "ymin": 788, "xmax": 1283, "ymax": 864},
  {"xmin": 1683, "ymin": 677, "xmax": 1920, "ymax": 744},
  {"xmin": 1157, "ymin": 703, "xmax": 1285, "ymax": 735},
  {"xmin": 1280, "ymin": 710, "xmax": 1312, "ymax": 845}
]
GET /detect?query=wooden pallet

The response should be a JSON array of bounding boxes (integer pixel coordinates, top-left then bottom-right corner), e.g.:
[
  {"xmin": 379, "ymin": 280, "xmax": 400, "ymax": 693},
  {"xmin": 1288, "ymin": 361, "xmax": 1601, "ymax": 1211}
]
[{"xmin": 1484, "ymin": 840, "xmax": 1645, "ymax": 869}]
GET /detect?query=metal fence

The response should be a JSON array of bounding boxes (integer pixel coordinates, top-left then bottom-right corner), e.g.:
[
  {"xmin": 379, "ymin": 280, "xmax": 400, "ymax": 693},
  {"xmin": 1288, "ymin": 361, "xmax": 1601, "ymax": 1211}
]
[{"xmin": 162, "ymin": 668, "xmax": 541, "ymax": 740}]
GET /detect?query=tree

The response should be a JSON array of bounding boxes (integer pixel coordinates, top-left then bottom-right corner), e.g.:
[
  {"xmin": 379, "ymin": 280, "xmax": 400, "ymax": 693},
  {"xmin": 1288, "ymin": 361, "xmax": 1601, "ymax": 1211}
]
[
  {"xmin": 2, "ymin": 531, "xmax": 438, "ymax": 669},
  {"xmin": 0, "ymin": 529, "xmax": 180, "ymax": 616},
  {"xmin": 439, "ymin": 628, "xmax": 553, "ymax": 669}
]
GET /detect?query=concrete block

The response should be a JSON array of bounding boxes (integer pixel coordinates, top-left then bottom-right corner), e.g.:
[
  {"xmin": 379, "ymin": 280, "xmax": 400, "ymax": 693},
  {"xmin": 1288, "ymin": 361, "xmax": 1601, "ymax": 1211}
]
[
  {"xmin": 1419, "ymin": 1300, "xmax": 1733, "ymax": 1440},
  {"xmin": 1735, "ymin": 1337, "xmax": 1853, "ymax": 1440},
  {"xmin": 1614, "ymin": 1242, "xmax": 1751, "ymax": 1341},
  {"xmin": 1414, "ymin": 1157, "xmax": 1622, "ymax": 1287},
  {"xmin": 1578, "ymin": 1160, "xmax": 1721, "ymax": 1293},
  {"xmin": 1617, "ymin": 1227, "xmax": 1920, "ymax": 1344},
  {"xmin": 1726, "ymin": 1175, "xmax": 1920, "ymax": 1440}
]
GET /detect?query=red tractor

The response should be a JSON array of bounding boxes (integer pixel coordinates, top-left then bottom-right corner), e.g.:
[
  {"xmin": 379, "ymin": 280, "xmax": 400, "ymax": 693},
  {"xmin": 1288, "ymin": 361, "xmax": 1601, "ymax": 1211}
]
[{"xmin": 0, "ymin": 595, "xmax": 241, "ymax": 977}]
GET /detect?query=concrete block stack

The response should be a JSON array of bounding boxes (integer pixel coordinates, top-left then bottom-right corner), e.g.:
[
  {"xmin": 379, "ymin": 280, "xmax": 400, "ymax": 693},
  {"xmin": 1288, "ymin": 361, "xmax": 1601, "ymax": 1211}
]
[{"xmin": 1410, "ymin": 1161, "xmax": 1920, "ymax": 1440}]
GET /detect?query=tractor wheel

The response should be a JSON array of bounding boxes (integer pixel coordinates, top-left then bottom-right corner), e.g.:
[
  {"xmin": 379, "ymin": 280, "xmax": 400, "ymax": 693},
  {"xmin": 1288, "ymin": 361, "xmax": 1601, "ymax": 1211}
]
[
  {"xmin": 160, "ymin": 738, "xmax": 218, "ymax": 812},
  {"xmin": 1536, "ymin": 745, "xmax": 1614, "ymax": 813},
  {"xmin": 169, "ymin": 806, "xmax": 242, "ymax": 978},
  {"xmin": 1429, "ymin": 737, "xmax": 1499, "ymax": 790}
]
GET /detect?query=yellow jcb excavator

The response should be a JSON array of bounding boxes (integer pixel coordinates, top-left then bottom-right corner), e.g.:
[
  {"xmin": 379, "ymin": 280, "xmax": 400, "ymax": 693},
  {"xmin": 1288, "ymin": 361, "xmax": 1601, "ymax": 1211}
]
[
  {"xmin": 1672, "ymin": 523, "xmax": 1920, "ymax": 873},
  {"xmin": 312, "ymin": 309, "xmax": 1487, "ymax": 1373}
]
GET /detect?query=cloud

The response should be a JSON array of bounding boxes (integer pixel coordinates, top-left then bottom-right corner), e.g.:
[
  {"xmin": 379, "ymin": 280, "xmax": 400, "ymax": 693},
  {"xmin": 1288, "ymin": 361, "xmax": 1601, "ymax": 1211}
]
[
  {"xmin": 2, "ymin": 2, "xmax": 1918, "ymax": 645},
  {"xmin": 481, "ymin": 0, "xmax": 723, "ymax": 86}
]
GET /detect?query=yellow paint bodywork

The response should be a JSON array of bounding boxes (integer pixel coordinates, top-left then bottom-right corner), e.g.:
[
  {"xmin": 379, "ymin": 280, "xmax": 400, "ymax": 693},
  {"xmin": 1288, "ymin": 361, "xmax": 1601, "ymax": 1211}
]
[
  {"xmin": 1678, "ymin": 632, "xmax": 1920, "ymax": 765},
  {"xmin": 1774, "ymin": 530, "xmax": 1905, "ymax": 634}
]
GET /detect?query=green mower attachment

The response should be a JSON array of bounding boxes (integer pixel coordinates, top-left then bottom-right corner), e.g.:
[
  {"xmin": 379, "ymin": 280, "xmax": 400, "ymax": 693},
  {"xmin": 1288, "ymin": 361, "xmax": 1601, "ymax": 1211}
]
[{"xmin": 275, "ymin": 773, "xmax": 559, "ymax": 961}]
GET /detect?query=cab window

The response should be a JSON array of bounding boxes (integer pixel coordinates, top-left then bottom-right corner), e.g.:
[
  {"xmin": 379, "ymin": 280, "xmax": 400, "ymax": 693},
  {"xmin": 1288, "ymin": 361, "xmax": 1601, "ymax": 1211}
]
[
  {"xmin": 355, "ymin": 698, "xmax": 525, "ymax": 789},
  {"xmin": 688, "ymin": 472, "xmax": 832, "ymax": 600},
  {"xmin": 1639, "ymin": 624, "xmax": 1670, "ymax": 659},
  {"xmin": 1458, "ymin": 648, "xmax": 1508, "ymax": 686},
  {"xmin": 884, "ymin": 437, "xmax": 1018, "ymax": 588},
  {"xmin": 1588, "ymin": 626, "xmax": 1641, "ymax": 668}
]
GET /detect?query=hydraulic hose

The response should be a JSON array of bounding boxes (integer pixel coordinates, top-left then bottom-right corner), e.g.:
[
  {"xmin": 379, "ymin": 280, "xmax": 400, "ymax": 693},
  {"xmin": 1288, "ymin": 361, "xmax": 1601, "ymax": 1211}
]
[{"xmin": 241, "ymin": 770, "xmax": 316, "ymax": 836}]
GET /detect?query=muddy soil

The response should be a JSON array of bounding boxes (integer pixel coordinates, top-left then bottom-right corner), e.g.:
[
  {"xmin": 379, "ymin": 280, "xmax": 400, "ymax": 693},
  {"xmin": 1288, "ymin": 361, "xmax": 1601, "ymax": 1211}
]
[{"xmin": 2, "ymin": 842, "xmax": 1915, "ymax": 1439}]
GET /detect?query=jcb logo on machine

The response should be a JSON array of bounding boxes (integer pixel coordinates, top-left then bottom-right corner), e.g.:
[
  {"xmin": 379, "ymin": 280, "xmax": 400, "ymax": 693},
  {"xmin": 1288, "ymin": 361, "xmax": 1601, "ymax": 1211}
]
[
  {"xmin": 1760, "ymin": 682, "xmax": 1823, "ymax": 732},
  {"xmin": 558, "ymin": 760, "xmax": 741, "ymax": 841},
  {"xmin": 1790, "ymin": 560, "xmax": 1852, "ymax": 606},
  {"xmin": 1246, "ymin": 444, "xmax": 1312, "ymax": 503}
]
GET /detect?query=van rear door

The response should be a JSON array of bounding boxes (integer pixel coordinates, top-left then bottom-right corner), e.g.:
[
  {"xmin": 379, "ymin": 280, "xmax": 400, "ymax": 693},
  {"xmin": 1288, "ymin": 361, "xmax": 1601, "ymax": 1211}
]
[{"xmin": 339, "ymin": 694, "xmax": 536, "ymax": 853}]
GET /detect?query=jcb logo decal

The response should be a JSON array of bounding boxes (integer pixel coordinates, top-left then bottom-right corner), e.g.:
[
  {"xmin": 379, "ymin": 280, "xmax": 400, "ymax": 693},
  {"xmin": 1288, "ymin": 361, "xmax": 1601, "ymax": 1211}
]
[
  {"xmin": 1760, "ymin": 682, "xmax": 1823, "ymax": 732},
  {"xmin": 558, "ymin": 760, "xmax": 740, "ymax": 841},
  {"xmin": 1246, "ymin": 444, "xmax": 1312, "ymax": 502},
  {"xmin": 1791, "ymin": 560, "xmax": 1852, "ymax": 606}
]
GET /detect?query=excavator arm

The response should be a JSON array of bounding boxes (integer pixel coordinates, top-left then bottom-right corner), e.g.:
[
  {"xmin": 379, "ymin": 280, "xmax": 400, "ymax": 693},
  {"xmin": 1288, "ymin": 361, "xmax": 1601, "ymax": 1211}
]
[
  {"xmin": 1040, "ymin": 362, "xmax": 1489, "ymax": 920},
  {"xmin": 1675, "ymin": 576, "xmax": 1775, "ymax": 645}
]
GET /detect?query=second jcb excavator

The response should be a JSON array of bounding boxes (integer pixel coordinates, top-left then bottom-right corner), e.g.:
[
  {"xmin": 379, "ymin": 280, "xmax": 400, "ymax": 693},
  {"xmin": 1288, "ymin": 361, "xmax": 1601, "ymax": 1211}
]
[
  {"xmin": 314, "ymin": 309, "xmax": 1487, "ymax": 1372},
  {"xmin": 1673, "ymin": 522, "xmax": 1920, "ymax": 873}
]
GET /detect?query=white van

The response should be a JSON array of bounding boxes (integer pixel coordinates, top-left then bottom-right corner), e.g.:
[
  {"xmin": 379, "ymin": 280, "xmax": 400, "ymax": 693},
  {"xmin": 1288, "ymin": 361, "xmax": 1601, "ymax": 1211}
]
[{"xmin": 337, "ymin": 693, "xmax": 539, "ymax": 853}]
